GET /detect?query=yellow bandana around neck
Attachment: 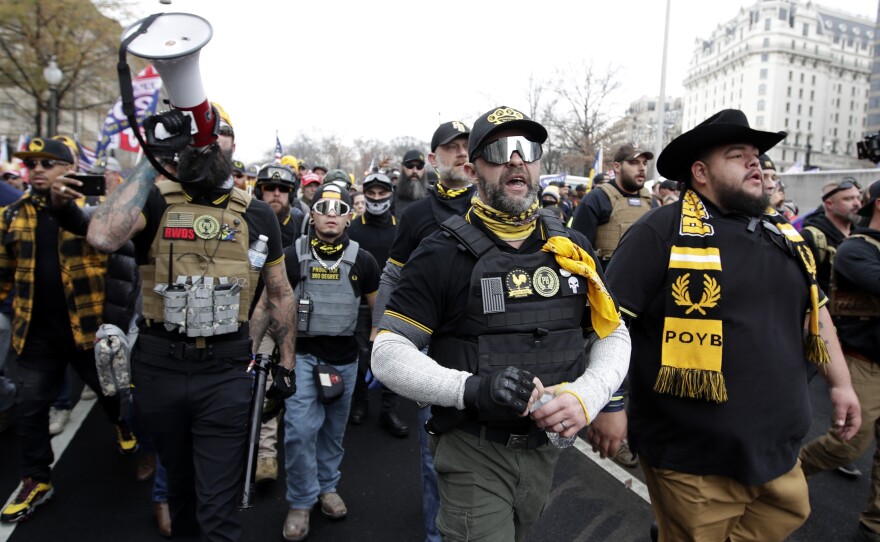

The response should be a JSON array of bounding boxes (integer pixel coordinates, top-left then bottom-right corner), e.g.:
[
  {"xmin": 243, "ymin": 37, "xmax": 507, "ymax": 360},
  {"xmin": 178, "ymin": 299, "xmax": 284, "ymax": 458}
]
[
  {"xmin": 541, "ymin": 237, "xmax": 620, "ymax": 338},
  {"xmin": 470, "ymin": 196, "xmax": 540, "ymax": 242},
  {"xmin": 436, "ymin": 181, "xmax": 470, "ymax": 200}
]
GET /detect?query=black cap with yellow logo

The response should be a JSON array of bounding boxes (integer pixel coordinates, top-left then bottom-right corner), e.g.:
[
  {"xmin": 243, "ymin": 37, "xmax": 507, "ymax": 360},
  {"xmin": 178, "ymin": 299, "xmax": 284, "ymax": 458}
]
[{"xmin": 467, "ymin": 106, "xmax": 547, "ymax": 163}]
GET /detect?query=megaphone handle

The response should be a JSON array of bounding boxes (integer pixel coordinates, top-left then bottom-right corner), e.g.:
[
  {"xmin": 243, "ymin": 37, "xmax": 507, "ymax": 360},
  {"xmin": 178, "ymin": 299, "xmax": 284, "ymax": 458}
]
[{"xmin": 117, "ymin": 13, "xmax": 183, "ymax": 183}]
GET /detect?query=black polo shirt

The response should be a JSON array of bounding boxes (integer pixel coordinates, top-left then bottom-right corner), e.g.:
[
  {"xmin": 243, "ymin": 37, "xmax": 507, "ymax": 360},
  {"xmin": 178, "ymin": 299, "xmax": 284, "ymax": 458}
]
[
  {"xmin": 284, "ymin": 242, "xmax": 380, "ymax": 364},
  {"xmin": 605, "ymin": 194, "xmax": 822, "ymax": 486}
]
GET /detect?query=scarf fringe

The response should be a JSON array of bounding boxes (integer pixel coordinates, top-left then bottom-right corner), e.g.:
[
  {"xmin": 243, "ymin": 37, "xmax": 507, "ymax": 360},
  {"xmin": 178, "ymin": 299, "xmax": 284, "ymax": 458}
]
[
  {"xmin": 653, "ymin": 366, "xmax": 728, "ymax": 404},
  {"xmin": 805, "ymin": 334, "xmax": 831, "ymax": 366}
]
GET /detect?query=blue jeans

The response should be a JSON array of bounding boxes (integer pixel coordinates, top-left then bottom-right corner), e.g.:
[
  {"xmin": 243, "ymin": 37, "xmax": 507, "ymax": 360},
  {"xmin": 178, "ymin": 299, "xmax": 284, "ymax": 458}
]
[
  {"xmin": 283, "ymin": 353, "xmax": 357, "ymax": 509},
  {"xmin": 153, "ymin": 459, "xmax": 168, "ymax": 503},
  {"xmin": 420, "ymin": 406, "xmax": 441, "ymax": 542}
]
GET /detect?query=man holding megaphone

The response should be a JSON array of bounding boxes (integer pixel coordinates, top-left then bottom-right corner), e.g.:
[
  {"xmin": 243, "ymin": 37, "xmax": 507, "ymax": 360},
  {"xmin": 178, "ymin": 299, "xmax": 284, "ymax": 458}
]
[{"xmin": 85, "ymin": 12, "xmax": 297, "ymax": 541}]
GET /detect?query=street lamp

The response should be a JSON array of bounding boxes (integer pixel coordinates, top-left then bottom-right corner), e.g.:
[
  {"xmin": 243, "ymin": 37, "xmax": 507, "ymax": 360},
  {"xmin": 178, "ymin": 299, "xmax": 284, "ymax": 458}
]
[{"xmin": 43, "ymin": 55, "xmax": 63, "ymax": 137}]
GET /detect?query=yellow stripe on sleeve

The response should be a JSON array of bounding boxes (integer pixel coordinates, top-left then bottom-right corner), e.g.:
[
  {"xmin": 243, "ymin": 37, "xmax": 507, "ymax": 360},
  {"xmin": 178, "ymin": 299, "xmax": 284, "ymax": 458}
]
[{"xmin": 384, "ymin": 310, "xmax": 433, "ymax": 335}]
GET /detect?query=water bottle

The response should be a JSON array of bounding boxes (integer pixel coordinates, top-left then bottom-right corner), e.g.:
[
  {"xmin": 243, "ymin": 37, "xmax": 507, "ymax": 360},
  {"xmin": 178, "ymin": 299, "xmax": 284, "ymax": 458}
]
[
  {"xmin": 530, "ymin": 392, "xmax": 577, "ymax": 449},
  {"xmin": 248, "ymin": 234, "xmax": 269, "ymax": 271}
]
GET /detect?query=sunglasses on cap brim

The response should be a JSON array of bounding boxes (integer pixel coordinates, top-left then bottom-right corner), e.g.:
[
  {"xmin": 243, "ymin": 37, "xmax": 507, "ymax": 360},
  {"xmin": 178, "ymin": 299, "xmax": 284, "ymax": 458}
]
[
  {"xmin": 822, "ymin": 179, "xmax": 861, "ymax": 201},
  {"xmin": 475, "ymin": 136, "xmax": 543, "ymax": 165},
  {"xmin": 312, "ymin": 199, "xmax": 351, "ymax": 216}
]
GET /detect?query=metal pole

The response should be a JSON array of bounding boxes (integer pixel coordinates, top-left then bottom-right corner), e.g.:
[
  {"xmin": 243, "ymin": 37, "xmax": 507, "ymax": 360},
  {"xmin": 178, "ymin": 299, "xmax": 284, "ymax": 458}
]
[
  {"xmin": 652, "ymin": 0, "xmax": 672, "ymax": 180},
  {"xmin": 47, "ymin": 86, "xmax": 58, "ymax": 137}
]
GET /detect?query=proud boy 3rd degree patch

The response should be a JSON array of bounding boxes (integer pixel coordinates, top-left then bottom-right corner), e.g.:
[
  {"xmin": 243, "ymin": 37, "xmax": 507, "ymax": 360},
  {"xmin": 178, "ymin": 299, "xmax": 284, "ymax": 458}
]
[{"xmin": 310, "ymin": 268, "xmax": 341, "ymax": 281}]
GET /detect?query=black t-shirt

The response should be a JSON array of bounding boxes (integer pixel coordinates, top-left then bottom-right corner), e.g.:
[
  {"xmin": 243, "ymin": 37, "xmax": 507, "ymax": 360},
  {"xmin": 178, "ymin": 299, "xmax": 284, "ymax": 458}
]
[
  {"xmin": 22, "ymin": 208, "xmax": 77, "ymax": 360},
  {"xmin": 386, "ymin": 186, "xmax": 477, "ymax": 266},
  {"xmin": 605, "ymin": 195, "xmax": 820, "ymax": 486},
  {"xmin": 386, "ymin": 213, "xmax": 604, "ymax": 343},
  {"xmin": 134, "ymin": 185, "xmax": 284, "ymax": 343},
  {"xmin": 348, "ymin": 212, "xmax": 397, "ymax": 270},
  {"xmin": 284, "ymin": 241, "xmax": 380, "ymax": 364}
]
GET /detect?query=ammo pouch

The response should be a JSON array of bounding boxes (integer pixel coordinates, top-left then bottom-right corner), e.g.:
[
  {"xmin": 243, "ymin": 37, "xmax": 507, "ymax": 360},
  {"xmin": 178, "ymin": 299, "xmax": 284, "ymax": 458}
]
[
  {"xmin": 154, "ymin": 276, "xmax": 243, "ymax": 337},
  {"xmin": 314, "ymin": 363, "xmax": 344, "ymax": 404}
]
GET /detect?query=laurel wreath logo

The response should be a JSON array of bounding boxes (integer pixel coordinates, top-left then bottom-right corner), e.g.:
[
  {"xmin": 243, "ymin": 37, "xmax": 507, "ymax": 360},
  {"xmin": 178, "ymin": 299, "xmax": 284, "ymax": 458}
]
[
  {"xmin": 672, "ymin": 273, "xmax": 721, "ymax": 315},
  {"xmin": 797, "ymin": 245, "xmax": 817, "ymax": 279}
]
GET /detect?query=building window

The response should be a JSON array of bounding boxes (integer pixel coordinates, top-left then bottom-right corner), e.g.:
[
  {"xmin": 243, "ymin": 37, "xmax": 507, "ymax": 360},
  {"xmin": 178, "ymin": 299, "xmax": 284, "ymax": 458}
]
[
  {"xmin": 758, "ymin": 100, "xmax": 766, "ymax": 111},
  {"xmin": 800, "ymin": 73, "xmax": 804, "ymax": 83},
  {"xmin": 797, "ymin": 104, "xmax": 802, "ymax": 114},
  {"xmin": 802, "ymin": 23, "xmax": 809, "ymax": 36},
  {"xmin": 786, "ymin": 102, "xmax": 790, "ymax": 112},
  {"xmin": 797, "ymin": 119, "xmax": 801, "ymax": 129},
  {"xmin": 809, "ymin": 106, "xmax": 813, "ymax": 115},
  {"xmin": 759, "ymin": 84, "xmax": 767, "ymax": 95},
  {"xmin": 763, "ymin": 37, "xmax": 770, "ymax": 47},
  {"xmin": 765, "ymin": 18, "xmax": 771, "ymax": 31},
  {"xmin": 756, "ymin": 116, "xmax": 764, "ymax": 127},
  {"xmin": 787, "ymin": 86, "xmax": 792, "ymax": 97},
  {"xmin": 788, "ymin": 71, "xmax": 793, "ymax": 81},
  {"xmin": 810, "ymin": 90, "xmax": 814, "ymax": 101},
  {"xmin": 761, "ymin": 53, "xmax": 769, "ymax": 62},
  {"xmin": 760, "ymin": 69, "xmax": 768, "ymax": 79},
  {"xmin": 785, "ymin": 118, "xmax": 790, "ymax": 127},
  {"xmin": 798, "ymin": 88, "xmax": 803, "ymax": 99},
  {"xmin": 808, "ymin": 121, "xmax": 812, "ymax": 131}
]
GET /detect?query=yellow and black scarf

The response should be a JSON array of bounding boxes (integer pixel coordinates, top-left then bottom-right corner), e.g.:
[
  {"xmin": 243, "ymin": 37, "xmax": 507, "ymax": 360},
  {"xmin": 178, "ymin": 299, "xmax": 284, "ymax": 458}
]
[
  {"xmin": 435, "ymin": 181, "xmax": 470, "ymax": 200},
  {"xmin": 310, "ymin": 232, "xmax": 349, "ymax": 259},
  {"xmin": 470, "ymin": 196, "xmax": 541, "ymax": 242},
  {"xmin": 656, "ymin": 190, "xmax": 829, "ymax": 403}
]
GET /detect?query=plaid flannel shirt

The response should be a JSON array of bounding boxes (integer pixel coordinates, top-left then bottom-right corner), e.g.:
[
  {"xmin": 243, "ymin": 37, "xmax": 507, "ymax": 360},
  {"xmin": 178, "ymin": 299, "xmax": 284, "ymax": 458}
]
[{"xmin": 0, "ymin": 194, "xmax": 107, "ymax": 354}]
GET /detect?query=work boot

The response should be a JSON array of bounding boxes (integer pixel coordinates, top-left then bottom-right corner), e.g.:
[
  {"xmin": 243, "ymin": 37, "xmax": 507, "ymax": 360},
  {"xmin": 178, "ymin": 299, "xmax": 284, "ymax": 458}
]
[
  {"xmin": 255, "ymin": 457, "xmax": 278, "ymax": 483},
  {"xmin": 349, "ymin": 400, "xmax": 368, "ymax": 425},
  {"xmin": 136, "ymin": 453, "xmax": 157, "ymax": 482},
  {"xmin": 838, "ymin": 461, "xmax": 863, "ymax": 478},
  {"xmin": 282, "ymin": 508, "xmax": 310, "ymax": 541},
  {"xmin": 154, "ymin": 502, "xmax": 172, "ymax": 538},
  {"xmin": 319, "ymin": 492, "xmax": 347, "ymax": 519},
  {"xmin": 1, "ymin": 478, "xmax": 54, "ymax": 523},
  {"xmin": 380, "ymin": 411, "xmax": 409, "ymax": 438},
  {"xmin": 612, "ymin": 441, "xmax": 639, "ymax": 468}
]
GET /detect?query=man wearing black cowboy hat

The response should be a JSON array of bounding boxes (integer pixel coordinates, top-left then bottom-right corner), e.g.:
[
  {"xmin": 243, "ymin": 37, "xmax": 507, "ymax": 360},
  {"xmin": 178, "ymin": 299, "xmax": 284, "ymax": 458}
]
[
  {"xmin": 604, "ymin": 109, "xmax": 861, "ymax": 541},
  {"xmin": 800, "ymin": 179, "xmax": 880, "ymax": 542}
]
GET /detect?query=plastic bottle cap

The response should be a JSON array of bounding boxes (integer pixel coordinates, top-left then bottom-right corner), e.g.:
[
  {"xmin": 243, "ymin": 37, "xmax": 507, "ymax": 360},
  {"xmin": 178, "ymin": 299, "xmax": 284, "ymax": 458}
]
[{"xmin": 258, "ymin": 234, "xmax": 268, "ymax": 241}]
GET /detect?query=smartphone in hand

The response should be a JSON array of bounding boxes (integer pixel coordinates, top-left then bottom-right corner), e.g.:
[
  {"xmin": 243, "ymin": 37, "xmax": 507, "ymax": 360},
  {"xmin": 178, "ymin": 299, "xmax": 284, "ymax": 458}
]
[{"xmin": 66, "ymin": 174, "xmax": 106, "ymax": 197}]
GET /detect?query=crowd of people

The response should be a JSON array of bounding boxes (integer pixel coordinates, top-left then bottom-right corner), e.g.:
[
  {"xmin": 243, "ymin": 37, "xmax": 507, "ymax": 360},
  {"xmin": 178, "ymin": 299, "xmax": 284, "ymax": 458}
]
[{"xmin": 0, "ymin": 102, "xmax": 877, "ymax": 542}]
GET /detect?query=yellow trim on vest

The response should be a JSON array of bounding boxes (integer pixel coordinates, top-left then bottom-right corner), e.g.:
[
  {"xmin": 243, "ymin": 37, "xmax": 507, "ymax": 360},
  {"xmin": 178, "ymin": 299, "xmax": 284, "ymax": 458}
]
[
  {"xmin": 620, "ymin": 306, "xmax": 638, "ymax": 319},
  {"xmin": 384, "ymin": 310, "xmax": 433, "ymax": 335},
  {"xmin": 388, "ymin": 258, "xmax": 404, "ymax": 268}
]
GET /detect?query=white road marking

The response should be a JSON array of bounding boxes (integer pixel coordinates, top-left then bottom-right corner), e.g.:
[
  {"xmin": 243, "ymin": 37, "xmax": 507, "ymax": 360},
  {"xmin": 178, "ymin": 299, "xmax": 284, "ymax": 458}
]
[
  {"xmin": 573, "ymin": 436, "xmax": 652, "ymax": 504},
  {"xmin": 0, "ymin": 397, "xmax": 97, "ymax": 541}
]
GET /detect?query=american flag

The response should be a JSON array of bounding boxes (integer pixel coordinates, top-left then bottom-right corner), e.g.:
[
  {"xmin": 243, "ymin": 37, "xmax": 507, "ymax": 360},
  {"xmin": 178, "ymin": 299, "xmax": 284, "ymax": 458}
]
[
  {"xmin": 274, "ymin": 132, "xmax": 282, "ymax": 163},
  {"xmin": 480, "ymin": 277, "xmax": 505, "ymax": 314},
  {"xmin": 76, "ymin": 135, "xmax": 97, "ymax": 172}
]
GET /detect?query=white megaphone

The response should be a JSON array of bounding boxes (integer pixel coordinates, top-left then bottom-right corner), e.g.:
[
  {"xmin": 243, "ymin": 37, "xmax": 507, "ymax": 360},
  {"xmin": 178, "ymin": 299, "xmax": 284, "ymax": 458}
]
[{"xmin": 121, "ymin": 13, "xmax": 216, "ymax": 148}]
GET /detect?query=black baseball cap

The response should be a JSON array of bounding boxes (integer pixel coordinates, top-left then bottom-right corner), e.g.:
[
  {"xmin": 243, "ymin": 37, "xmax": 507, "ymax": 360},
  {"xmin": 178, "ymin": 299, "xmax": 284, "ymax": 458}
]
[
  {"xmin": 858, "ymin": 180, "xmax": 880, "ymax": 217},
  {"xmin": 467, "ymin": 106, "xmax": 547, "ymax": 163},
  {"xmin": 430, "ymin": 121, "xmax": 470, "ymax": 152},
  {"xmin": 13, "ymin": 137, "xmax": 74, "ymax": 163},
  {"xmin": 402, "ymin": 150, "xmax": 425, "ymax": 164},
  {"xmin": 759, "ymin": 154, "xmax": 776, "ymax": 171}
]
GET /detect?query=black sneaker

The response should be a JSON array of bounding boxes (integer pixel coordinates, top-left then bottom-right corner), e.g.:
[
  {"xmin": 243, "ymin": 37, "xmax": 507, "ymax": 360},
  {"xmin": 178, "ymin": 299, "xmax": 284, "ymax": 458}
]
[{"xmin": 1, "ymin": 478, "xmax": 54, "ymax": 523}]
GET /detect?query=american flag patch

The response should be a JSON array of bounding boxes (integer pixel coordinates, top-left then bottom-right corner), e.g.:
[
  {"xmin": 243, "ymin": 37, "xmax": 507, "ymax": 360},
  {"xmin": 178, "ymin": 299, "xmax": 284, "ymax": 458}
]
[
  {"xmin": 167, "ymin": 212, "xmax": 194, "ymax": 228},
  {"xmin": 481, "ymin": 277, "xmax": 505, "ymax": 314}
]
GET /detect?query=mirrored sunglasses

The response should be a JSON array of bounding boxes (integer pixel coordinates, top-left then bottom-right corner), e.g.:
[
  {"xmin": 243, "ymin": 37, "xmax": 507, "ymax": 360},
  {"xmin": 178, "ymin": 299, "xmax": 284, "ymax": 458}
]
[
  {"xmin": 312, "ymin": 199, "xmax": 351, "ymax": 216},
  {"xmin": 23, "ymin": 158, "xmax": 68, "ymax": 170},
  {"xmin": 475, "ymin": 136, "xmax": 543, "ymax": 165},
  {"xmin": 403, "ymin": 161, "xmax": 425, "ymax": 170}
]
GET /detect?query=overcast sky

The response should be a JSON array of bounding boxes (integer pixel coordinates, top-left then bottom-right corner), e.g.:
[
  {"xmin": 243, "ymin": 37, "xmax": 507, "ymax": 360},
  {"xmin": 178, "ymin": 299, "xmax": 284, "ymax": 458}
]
[{"xmin": 110, "ymin": 0, "xmax": 878, "ymax": 163}]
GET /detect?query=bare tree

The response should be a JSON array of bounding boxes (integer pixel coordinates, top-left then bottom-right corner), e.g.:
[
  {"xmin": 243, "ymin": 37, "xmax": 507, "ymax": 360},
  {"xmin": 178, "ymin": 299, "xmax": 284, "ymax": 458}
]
[
  {"xmin": 0, "ymin": 0, "xmax": 124, "ymax": 137},
  {"xmin": 546, "ymin": 62, "xmax": 622, "ymax": 176}
]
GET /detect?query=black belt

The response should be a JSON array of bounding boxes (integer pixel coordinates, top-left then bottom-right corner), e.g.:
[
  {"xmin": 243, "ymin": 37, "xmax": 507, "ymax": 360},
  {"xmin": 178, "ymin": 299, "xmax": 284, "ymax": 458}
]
[
  {"xmin": 137, "ymin": 334, "xmax": 251, "ymax": 362},
  {"xmin": 456, "ymin": 420, "xmax": 548, "ymax": 450}
]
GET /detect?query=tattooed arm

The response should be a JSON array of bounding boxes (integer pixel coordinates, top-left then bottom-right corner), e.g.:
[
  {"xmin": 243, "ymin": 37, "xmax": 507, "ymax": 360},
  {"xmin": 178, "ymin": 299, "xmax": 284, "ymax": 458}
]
[
  {"xmin": 86, "ymin": 158, "xmax": 157, "ymax": 252},
  {"xmin": 250, "ymin": 260, "xmax": 296, "ymax": 370}
]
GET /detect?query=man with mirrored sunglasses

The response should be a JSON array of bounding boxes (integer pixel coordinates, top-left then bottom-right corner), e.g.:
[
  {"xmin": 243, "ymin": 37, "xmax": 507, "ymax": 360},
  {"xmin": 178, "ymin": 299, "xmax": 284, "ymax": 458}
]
[
  {"xmin": 269, "ymin": 183, "xmax": 380, "ymax": 541},
  {"xmin": 373, "ymin": 106, "xmax": 630, "ymax": 542}
]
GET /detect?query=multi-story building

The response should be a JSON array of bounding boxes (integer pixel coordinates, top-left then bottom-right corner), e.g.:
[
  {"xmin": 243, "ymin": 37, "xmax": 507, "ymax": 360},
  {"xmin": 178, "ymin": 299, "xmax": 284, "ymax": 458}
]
[
  {"xmin": 682, "ymin": 0, "xmax": 873, "ymax": 170},
  {"xmin": 865, "ymin": 3, "xmax": 880, "ymax": 134},
  {"xmin": 607, "ymin": 96, "xmax": 683, "ymax": 160}
]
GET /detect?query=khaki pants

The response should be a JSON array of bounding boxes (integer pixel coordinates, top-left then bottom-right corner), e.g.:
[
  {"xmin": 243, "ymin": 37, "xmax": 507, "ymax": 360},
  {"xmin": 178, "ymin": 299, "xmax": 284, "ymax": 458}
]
[
  {"xmin": 641, "ymin": 460, "xmax": 809, "ymax": 542},
  {"xmin": 800, "ymin": 353, "xmax": 880, "ymax": 531},
  {"xmin": 428, "ymin": 429, "xmax": 560, "ymax": 542},
  {"xmin": 257, "ymin": 334, "xmax": 277, "ymax": 460}
]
